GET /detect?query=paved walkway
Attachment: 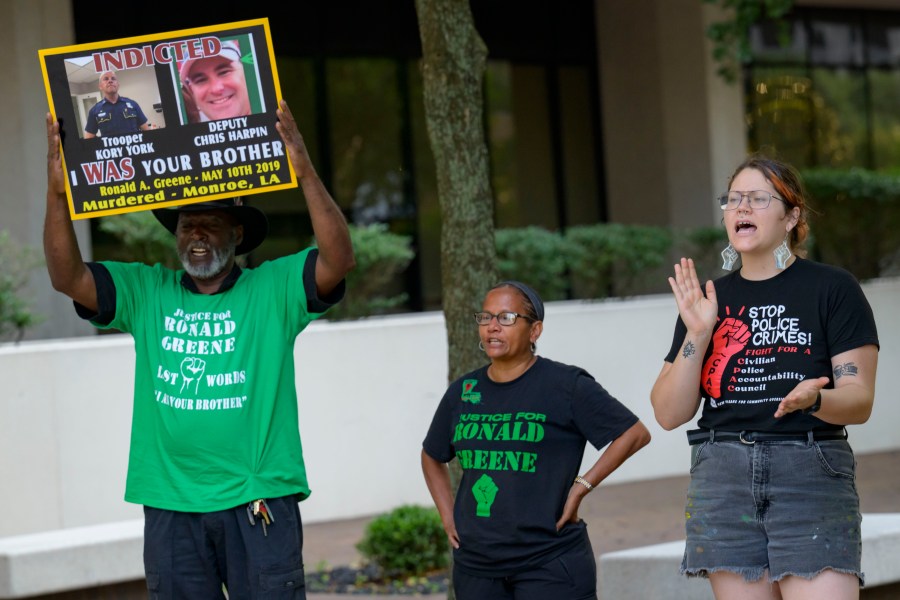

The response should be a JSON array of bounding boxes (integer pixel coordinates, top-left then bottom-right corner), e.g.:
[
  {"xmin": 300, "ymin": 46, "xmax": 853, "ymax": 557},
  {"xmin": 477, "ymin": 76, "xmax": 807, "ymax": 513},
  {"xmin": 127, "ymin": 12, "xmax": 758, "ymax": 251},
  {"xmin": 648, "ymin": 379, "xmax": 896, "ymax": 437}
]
[{"xmin": 304, "ymin": 449, "xmax": 900, "ymax": 599}]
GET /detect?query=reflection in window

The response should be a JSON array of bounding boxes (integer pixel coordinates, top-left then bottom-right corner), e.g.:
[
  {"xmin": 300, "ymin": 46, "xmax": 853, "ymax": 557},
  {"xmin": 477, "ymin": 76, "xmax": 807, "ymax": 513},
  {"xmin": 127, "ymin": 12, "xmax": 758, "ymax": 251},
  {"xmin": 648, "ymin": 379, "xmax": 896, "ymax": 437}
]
[
  {"xmin": 327, "ymin": 59, "xmax": 411, "ymax": 225},
  {"xmin": 486, "ymin": 62, "xmax": 562, "ymax": 230},
  {"xmin": 869, "ymin": 69, "xmax": 900, "ymax": 169},
  {"xmin": 747, "ymin": 9, "xmax": 900, "ymax": 170},
  {"xmin": 248, "ymin": 57, "xmax": 319, "ymax": 266},
  {"xmin": 811, "ymin": 67, "xmax": 867, "ymax": 168}
]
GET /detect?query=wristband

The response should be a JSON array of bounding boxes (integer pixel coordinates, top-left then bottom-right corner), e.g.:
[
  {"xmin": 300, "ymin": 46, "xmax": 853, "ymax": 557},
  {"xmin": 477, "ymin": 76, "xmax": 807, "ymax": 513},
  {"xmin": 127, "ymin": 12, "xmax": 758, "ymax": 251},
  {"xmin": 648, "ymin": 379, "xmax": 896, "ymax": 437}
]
[
  {"xmin": 574, "ymin": 476, "xmax": 594, "ymax": 491},
  {"xmin": 802, "ymin": 391, "xmax": 822, "ymax": 414}
]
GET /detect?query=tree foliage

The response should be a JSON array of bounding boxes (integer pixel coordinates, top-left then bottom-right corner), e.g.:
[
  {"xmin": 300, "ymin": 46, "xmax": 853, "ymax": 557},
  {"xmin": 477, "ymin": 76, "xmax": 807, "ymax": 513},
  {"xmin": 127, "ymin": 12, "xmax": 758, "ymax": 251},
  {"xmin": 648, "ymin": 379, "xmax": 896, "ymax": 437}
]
[
  {"xmin": 97, "ymin": 211, "xmax": 180, "ymax": 268},
  {"xmin": 704, "ymin": 0, "xmax": 794, "ymax": 84},
  {"xmin": 0, "ymin": 231, "xmax": 44, "ymax": 343}
]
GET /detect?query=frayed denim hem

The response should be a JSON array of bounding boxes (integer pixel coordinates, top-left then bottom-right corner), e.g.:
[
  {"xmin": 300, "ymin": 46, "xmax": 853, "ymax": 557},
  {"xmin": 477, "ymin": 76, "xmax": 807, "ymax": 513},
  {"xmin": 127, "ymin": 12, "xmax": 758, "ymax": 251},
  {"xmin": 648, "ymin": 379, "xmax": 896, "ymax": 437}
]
[
  {"xmin": 680, "ymin": 566, "xmax": 767, "ymax": 582},
  {"xmin": 770, "ymin": 567, "xmax": 865, "ymax": 588},
  {"xmin": 682, "ymin": 566, "xmax": 865, "ymax": 588}
]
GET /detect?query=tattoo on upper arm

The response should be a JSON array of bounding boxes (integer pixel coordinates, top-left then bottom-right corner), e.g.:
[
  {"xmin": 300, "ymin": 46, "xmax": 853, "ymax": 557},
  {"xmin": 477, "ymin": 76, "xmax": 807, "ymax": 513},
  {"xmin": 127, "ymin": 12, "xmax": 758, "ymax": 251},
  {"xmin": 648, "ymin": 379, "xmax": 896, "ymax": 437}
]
[
  {"xmin": 833, "ymin": 362, "xmax": 859, "ymax": 379},
  {"xmin": 682, "ymin": 341, "xmax": 696, "ymax": 359}
]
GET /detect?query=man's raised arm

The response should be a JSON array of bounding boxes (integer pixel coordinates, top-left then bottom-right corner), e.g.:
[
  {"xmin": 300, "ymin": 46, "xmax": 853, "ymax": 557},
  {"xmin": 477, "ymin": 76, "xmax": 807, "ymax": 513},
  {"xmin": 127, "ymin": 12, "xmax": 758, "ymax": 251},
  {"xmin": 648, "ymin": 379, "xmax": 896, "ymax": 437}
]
[
  {"xmin": 275, "ymin": 100, "xmax": 355, "ymax": 297},
  {"xmin": 44, "ymin": 113, "xmax": 98, "ymax": 312}
]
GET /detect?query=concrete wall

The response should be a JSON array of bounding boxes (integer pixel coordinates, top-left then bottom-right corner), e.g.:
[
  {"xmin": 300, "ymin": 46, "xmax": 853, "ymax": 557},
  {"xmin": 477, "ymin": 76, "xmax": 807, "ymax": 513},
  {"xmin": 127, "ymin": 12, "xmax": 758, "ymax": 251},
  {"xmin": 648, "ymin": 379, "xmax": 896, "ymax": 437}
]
[{"xmin": 2, "ymin": 278, "xmax": 898, "ymax": 539}]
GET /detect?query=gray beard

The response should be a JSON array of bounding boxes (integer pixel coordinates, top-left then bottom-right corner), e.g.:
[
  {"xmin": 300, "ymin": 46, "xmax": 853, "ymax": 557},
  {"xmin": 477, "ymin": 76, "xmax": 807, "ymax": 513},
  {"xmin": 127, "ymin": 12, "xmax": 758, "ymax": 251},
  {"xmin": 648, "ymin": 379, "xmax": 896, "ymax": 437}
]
[{"xmin": 179, "ymin": 241, "xmax": 235, "ymax": 280}]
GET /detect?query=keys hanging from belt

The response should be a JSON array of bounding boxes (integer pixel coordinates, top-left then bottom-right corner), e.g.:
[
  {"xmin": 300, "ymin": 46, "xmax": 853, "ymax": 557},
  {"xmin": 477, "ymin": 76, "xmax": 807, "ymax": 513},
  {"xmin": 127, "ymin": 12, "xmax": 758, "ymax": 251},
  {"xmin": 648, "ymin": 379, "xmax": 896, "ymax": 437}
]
[{"xmin": 247, "ymin": 499, "xmax": 275, "ymax": 536}]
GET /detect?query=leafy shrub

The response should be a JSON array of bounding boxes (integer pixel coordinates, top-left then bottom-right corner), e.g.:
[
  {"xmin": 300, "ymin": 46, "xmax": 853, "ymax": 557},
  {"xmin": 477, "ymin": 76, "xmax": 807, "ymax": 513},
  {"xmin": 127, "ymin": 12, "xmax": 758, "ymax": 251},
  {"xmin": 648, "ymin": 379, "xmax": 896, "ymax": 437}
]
[
  {"xmin": 96, "ymin": 210, "xmax": 180, "ymax": 268},
  {"xmin": 0, "ymin": 230, "xmax": 44, "ymax": 342},
  {"xmin": 566, "ymin": 223, "xmax": 673, "ymax": 298},
  {"xmin": 673, "ymin": 226, "xmax": 730, "ymax": 281},
  {"xmin": 356, "ymin": 504, "xmax": 448, "ymax": 577},
  {"xmin": 801, "ymin": 168, "xmax": 900, "ymax": 280},
  {"xmin": 494, "ymin": 226, "xmax": 570, "ymax": 301},
  {"xmin": 325, "ymin": 223, "xmax": 415, "ymax": 320},
  {"xmin": 97, "ymin": 213, "xmax": 414, "ymax": 320}
]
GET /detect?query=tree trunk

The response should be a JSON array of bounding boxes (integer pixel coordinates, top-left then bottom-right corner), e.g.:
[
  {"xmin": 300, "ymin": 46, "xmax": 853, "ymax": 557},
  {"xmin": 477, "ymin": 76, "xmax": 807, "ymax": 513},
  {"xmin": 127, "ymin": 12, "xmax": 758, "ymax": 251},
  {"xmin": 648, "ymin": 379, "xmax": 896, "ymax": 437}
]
[
  {"xmin": 415, "ymin": 2, "xmax": 496, "ymax": 598},
  {"xmin": 415, "ymin": 0, "xmax": 496, "ymax": 380}
]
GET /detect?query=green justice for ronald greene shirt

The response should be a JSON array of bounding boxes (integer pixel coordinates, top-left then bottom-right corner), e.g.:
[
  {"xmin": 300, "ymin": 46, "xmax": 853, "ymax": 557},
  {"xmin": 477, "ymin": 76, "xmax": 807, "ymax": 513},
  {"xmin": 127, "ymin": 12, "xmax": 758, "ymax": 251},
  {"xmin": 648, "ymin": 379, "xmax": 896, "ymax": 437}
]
[{"xmin": 95, "ymin": 250, "xmax": 333, "ymax": 512}]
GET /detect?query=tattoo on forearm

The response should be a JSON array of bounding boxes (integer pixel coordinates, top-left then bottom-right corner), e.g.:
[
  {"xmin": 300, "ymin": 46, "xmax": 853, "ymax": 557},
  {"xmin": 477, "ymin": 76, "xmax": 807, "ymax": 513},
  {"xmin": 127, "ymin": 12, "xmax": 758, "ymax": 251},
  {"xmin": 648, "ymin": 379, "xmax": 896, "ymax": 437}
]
[
  {"xmin": 833, "ymin": 362, "xmax": 858, "ymax": 379},
  {"xmin": 682, "ymin": 341, "xmax": 696, "ymax": 359}
]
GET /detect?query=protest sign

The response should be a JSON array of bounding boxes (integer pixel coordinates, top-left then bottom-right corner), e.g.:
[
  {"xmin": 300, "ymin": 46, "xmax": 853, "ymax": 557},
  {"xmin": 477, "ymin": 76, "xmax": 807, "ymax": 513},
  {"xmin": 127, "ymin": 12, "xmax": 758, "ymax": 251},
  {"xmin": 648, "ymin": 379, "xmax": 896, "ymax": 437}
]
[{"xmin": 39, "ymin": 18, "xmax": 295, "ymax": 220}]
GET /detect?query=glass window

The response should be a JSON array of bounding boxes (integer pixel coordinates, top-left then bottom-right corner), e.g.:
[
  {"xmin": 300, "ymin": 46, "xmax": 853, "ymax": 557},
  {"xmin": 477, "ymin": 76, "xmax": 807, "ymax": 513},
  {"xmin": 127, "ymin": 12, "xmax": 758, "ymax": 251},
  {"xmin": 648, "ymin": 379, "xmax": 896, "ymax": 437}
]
[
  {"xmin": 249, "ymin": 57, "xmax": 319, "ymax": 266},
  {"xmin": 751, "ymin": 20, "xmax": 807, "ymax": 63},
  {"xmin": 869, "ymin": 68, "xmax": 900, "ymax": 169},
  {"xmin": 486, "ymin": 62, "xmax": 558, "ymax": 230},
  {"xmin": 747, "ymin": 67, "xmax": 815, "ymax": 168},
  {"xmin": 810, "ymin": 67, "xmax": 867, "ymax": 168},
  {"xmin": 326, "ymin": 59, "xmax": 409, "ymax": 224},
  {"xmin": 747, "ymin": 8, "xmax": 900, "ymax": 171},
  {"xmin": 485, "ymin": 62, "xmax": 521, "ymax": 228},
  {"xmin": 865, "ymin": 15, "xmax": 900, "ymax": 67},
  {"xmin": 559, "ymin": 66, "xmax": 600, "ymax": 226},
  {"xmin": 407, "ymin": 59, "xmax": 442, "ymax": 310},
  {"xmin": 809, "ymin": 17, "xmax": 864, "ymax": 67}
]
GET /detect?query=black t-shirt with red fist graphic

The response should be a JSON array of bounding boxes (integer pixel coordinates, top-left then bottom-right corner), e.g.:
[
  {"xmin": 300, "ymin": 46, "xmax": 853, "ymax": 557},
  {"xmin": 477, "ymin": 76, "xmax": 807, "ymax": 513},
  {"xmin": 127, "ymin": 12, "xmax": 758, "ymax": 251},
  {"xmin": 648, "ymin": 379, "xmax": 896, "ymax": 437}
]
[{"xmin": 664, "ymin": 258, "xmax": 879, "ymax": 433}]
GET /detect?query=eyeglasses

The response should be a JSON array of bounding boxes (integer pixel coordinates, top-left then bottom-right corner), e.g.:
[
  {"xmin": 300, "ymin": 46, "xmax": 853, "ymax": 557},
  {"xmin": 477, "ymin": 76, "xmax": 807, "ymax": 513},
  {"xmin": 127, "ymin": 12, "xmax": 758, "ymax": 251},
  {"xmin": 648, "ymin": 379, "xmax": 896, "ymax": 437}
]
[
  {"xmin": 718, "ymin": 190, "xmax": 785, "ymax": 211},
  {"xmin": 474, "ymin": 311, "xmax": 534, "ymax": 326}
]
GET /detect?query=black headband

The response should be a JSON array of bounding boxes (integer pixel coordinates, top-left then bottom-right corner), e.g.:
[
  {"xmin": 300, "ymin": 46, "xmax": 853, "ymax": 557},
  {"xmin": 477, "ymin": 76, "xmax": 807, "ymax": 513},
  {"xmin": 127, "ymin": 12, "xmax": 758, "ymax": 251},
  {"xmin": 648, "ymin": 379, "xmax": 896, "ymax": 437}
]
[{"xmin": 497, "ymin": 280, "xmax": 544, "ymax": 322}]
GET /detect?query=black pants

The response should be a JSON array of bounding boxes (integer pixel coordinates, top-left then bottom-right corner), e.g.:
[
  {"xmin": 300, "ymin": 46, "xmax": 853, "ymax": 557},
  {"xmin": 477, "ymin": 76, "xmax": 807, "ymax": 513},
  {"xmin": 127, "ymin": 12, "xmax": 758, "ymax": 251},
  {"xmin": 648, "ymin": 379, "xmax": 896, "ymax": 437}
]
[
  {"xmin": 453, "ymin": 533, "xmax": 598, "ymax": 600},
  {"xmin": 143, "ymin": 495, "xmax": 306, "ymax": 599}
]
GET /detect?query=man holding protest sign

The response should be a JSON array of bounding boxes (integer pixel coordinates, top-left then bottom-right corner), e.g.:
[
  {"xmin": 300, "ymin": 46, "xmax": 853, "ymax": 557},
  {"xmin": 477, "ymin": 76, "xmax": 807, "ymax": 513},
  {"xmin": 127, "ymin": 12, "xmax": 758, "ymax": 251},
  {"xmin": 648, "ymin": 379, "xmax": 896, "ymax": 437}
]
[{"xmin": 44, "ymin": 98, "xmax": 355, "ymax": 598}]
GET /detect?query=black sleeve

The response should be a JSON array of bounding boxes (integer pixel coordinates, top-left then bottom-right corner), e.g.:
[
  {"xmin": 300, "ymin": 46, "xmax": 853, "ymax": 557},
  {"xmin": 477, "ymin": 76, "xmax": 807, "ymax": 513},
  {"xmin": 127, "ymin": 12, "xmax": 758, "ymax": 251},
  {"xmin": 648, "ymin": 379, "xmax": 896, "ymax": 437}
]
[
  {"xmin": 302, "ymin": 249, "xmax": 347, "ymax": 313},
  {"xmin": 663, "ymin": 314, "xmax": 687, "ymax": 363},
  {"xmin": 73, "ymin": 262, "xmax": 117, "ymax": 326},
  {"xmin": 572, "ymin": 373, "xmax": 640, "ymax": 451}
]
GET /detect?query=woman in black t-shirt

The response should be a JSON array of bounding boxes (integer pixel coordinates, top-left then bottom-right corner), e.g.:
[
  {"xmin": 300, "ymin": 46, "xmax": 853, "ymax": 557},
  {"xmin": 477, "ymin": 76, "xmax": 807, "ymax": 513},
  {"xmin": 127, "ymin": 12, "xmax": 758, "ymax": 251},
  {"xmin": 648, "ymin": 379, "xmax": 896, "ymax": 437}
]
[
  {"xmin": 651, "ymin": 154, "xmax": 879, "ymax": 600},
  {"xmin": 422, "ymin": 280, "xmax": 651, "ymax": 600}
]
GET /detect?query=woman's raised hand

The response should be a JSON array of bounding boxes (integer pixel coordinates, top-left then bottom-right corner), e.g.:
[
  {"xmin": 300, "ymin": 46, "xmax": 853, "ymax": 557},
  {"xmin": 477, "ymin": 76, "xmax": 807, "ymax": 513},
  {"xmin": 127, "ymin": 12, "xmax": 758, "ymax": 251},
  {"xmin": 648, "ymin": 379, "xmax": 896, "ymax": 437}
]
[{"xmin": 668, "ymin": 258, "xmax": 718, "ymax": 336}]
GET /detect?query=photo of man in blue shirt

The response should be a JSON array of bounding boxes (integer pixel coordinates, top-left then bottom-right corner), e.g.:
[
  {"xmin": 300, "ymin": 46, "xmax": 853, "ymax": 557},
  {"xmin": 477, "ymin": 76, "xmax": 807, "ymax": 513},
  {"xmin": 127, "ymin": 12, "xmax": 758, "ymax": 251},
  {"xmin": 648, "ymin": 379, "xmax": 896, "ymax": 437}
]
[{"xmin": 84, "ymin": 70, "xmax": 155, "ymax": 138}]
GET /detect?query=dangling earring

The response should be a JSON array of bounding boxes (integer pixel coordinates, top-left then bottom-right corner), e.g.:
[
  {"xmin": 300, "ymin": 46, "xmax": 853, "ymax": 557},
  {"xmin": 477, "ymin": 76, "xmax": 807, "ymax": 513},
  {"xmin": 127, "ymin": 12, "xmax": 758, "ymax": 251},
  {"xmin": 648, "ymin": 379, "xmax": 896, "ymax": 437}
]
[
  {"xmin": 530, "ymin": 342, "xmax": 536, "ymax": 353},
  {"xmin": 773, "ymin": 238, "xmax": 791, "ymax": 270},
  {"xmin": 721, "ymin": 243, "xmax": 738, "ymax": 270},
  {"xmin": 478, "ymin": 341, "xmax": 486, "ymax": 352}
]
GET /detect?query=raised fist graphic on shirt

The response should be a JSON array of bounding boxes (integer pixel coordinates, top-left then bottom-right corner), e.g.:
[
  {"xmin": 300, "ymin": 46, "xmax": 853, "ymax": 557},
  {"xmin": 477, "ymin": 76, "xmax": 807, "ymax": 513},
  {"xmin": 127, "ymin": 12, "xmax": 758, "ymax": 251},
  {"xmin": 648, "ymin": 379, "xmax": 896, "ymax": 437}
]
[
  {"xmin": 472, "ymin": 474, "xmax": 499, "ymax": 517},
  {"xmin": 180, "ymin": 357, "xmax": 206, "ymax": 394},
  {"xmin": 702, "ymin": 316, "xmax": 750, "ymax": 401}
]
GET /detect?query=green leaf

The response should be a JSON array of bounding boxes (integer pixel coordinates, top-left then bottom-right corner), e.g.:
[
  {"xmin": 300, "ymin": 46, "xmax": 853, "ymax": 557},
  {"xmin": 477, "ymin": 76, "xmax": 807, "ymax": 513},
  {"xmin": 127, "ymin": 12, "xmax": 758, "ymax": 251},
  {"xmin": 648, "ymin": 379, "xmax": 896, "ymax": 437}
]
[{"xmin": 0, "ymin": 230, "xmax": 44, "ymax": 342}]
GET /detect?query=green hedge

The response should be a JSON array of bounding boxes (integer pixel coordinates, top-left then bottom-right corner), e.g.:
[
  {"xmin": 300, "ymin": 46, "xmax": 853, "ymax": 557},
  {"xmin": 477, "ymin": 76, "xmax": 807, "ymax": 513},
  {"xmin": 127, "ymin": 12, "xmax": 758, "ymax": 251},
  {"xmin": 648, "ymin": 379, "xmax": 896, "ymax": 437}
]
[
  {"xmin": 95, "ymin": 214, "xmax": 416, "ymax": 321},
  {"xmin": 323, "ymin": 223, "xmax": 415, "ymax": 320},
  {"xmin": 92, "ymin": 168, "xmax": 900, "ymax": 322},
  {"xmin": 494, "ymin": 226, "xmax": 570, "ymax": 301},
  {"xmin": 801, "ymin": 168, "xmax": 900, "ymax": 280},
  {"xmin": 565, "ymin": 223, "xmax": 673, "ymax": 298}
]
